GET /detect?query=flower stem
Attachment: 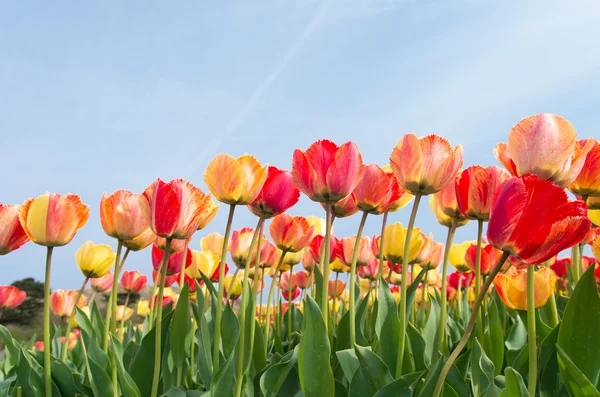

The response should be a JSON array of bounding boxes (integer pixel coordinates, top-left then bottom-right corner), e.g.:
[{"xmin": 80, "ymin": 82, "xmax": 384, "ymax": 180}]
[
  {"xmin": 548, "ymin": 290, "xmax": 559, "ymax": 327},
  {"xmin": 61, "ymin": 277, "xmax": 89, "ymax": 361},
  {"xmin": 148, "ymin": 280, "xmax": 158, "ymax": 324},
  {"xmin": 475, "ymin": 219, "xmax": 484, "ymax": 342},
  {"xmin": 119, "ymin": 292, "xmax": 130, "ymax": 342},
  {"xmin": 571, "ymin": 245, "xmax": 580, "ymax": 285},
  {"xmin": 527, "ymin": 265, "xmax": 537, "ymax": 397},
  {"xmin": 43, "ymin": 247, "xmax": 54, "ymax": 397},
  {"xmin": 437, "ymin": 219, "xmax": 458, "ymax": 356},
  {"xmin": 248, "ymin": 221, "xmax": 265, "ymax": 365},
  {"xmin": 432, "ymin": 251, "xmax": 510, "ymax": 397},
  {"xmin": 332, "ymin": 272, "xmax": 339, "ymax": 334},
  {"xmin": 264, "ymin": 251, "xmax": 287, "ymax": 355},
  {"xmin": 227, "ymin": 268, "xmax": 241, "ymax": 302},
  {"xmin": 150, "ymin": 238, "xmax": 171, "ymax": 397},
  {"xmin": 457, "ymin": 274, "xmax": 463, "ymax": 319},
  {"xmin": 349, "ymin": 211, "xmax": 369, "ymax": 345},
  {"xmin": 321, "ymin": 202, "xmax": 333, "ymax": 328},
  {"xmin": 418, "ymin": 270, "xmax": 428, "ymax": 328},
  {"xmin": 396, "ymin": 193, "xmax": 422, "ymax": 378},
  {"xmin": 104, "ymin": 240, "xmax": 123, "ymax": 352},
  {"xmin": 377, "ymin": 211, "xmax": 389, "ymax": 294},
  {"xmin": 179, "ymin": 238, "xmax": 191, "ymax": 290},
  {"xmin": 235, "ymin": 217, "xmax": 265, "ymax": 397},
  {"xmin": 212, "ymin": 204, "xmax": 236, "ymax": 371},
  {"xmin": 287, "ymin": 265, "xmax": 294, "ymax": 345}
]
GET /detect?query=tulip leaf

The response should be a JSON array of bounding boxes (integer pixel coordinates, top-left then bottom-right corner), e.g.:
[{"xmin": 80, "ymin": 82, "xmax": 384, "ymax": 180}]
[
  {"xmin": 557, "ymin": 265, "xmax": 600, "ymax": 389},
  {"xmin": 483, "ymin": 299, "xmax": 504, "ymax": 376},
  {"xmin": 170, "ymin": 284, "xmax": 190, "ymax": 366},
  {"xmin": 538, "ymin": 325, "xmax": 566, "ymax": 397},
  {"xmin": 372, "ymin": 370, "xmax": 424, "ymax": 397},
  {"xmin": 108, "ymin": 335, "xmax": 141, "ymax": 397},
  {"xmin": 210, "ymin": 348, "xmax": 236, "ymax": 396},
  {"xmin": 239, "ymin": 282, "xmax": 256, "ymax": 373},
  {"xmin": 499, "ymin": 367, "xmax": 528, "ymax": 397},
  {"xmin": 353, "ymin": 344, "xmax": 393, "ymax": 392},
  {"xmin": 221, "ymin": 303, "xmax": 240, "ymax": 359},
  {"xmin": 471, "ymin": 338, "xmax": 502, "ymax": 397},
  {"xmin": 199, "ymin": 271, "xmax": 218, "ymax": 297},
  {"xmin": 0, "ymin": 325, "xmax": 19, "ymax": 372},
  {"xmin": 336, "ymin": 348, "xmax": 360, "ymax": 383},
  {"xmin": 194, "ymin": 308, "xmax": 213, "ymax": 388},
  {"xmin": 404, "ymin": 266, "xmax": 427, "ymax": 319},
  {"xmin": 375, "ymin": 276, "xmax": 400, "ymax": 376},
  {"xmin": 298, "ymin": 295, "xmax": 334, "ymax": 397},
  {"xmin": 337, "ymin": 292, "xmax": 369, "ymax": 351},
  {"xmin": 422, "ymin": 294, "xmax": 441, "ymax": 365},
  {"xmin": 252, "ymin": 319, "xmax": 268, "ymax": 372},
  {"xmin": 418, "ymin": 356, "xmax": 470, "ymax": 397},
  {"xmin": 15, "ymin": 348, "xmax": 49, "ymax": 397},
  {"xmin": 408, "ymin": 323, "xmax": 428, "ymax": 371},
  {"xmin": 260, "ymin": 346, "xmax": 298, "ymax": 397},
  {"xmin": 556, "ymin": 345, "xmax": 600, "ymax": 397},
  {"xmin": 50, "ymin": 358, "xmax": 77, "ymax": 397}
]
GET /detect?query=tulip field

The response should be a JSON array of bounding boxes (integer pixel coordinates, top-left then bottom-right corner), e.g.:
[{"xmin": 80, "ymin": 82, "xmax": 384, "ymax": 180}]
[{"xmin": 2, "ymin": 113, "xmax": 600, "ymax": 397}]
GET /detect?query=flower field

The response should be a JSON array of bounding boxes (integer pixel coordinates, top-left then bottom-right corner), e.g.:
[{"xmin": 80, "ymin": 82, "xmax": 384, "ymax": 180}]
[{"xmin": 1, "ymin": 113, "xmax": 600, "ymax": 396}]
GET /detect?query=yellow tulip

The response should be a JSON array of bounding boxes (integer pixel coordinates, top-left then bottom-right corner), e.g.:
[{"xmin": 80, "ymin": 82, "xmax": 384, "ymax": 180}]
[
  {"xmin": 200, "ymin": 233, "xmax": 228, "ymax": 255},
  {"xmin": 115, "ymin": 305, "xmax": 133, "ymax": 322},
  {"xmin": 224, "ymin": 273, "xmax": 244, "ymax": 297},
  {"xmin": 382, "ymin": 222, "xmax": 424, "ymax": 264},
  {"xmin": 330, "ymin": 258, "xmax": 347, "ymax": 273},
  {"xmin": 137, "ymin": 300, "xmax": 150, "ymax": 317},
  {"xmin": 305, "ymin": 216, "xmax": 330, "ymax": 237},
  {"xmin": 494, "ymin": 267, "xmax": 556, "ymax": 311},
  {"xmin": 589, "ymin": 208, "xmax": 600, "ymax": 227},
  {"xmin": 75, "ymin": 241, "xmax": 116, "ymax": 278},
  {"xmin": 204, "ymin": 154, "xmax": 267, "ymax": 205},
  {"xmin": 449, "ymin": 241, "xmax": 476, "ymax": 273}
]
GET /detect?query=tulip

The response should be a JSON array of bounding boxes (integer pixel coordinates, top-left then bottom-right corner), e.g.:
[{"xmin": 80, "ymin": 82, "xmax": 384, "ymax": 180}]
[
  {"xmin": 0, "ymin": 286, "xmax": 26, "ymax": 311},
  {"xmin": 269, "ymin": 214, "xmax": 314, "ymax": 253},
  {"xmin": 115, "ymin": 305, "xmax": 133, "ymax": 322},
  {"xmin": 230, "ymin": 227, "xmax": 263, "ymax": 268},
  {"xmin": 429, "ymin": 193, "xmax": 470, "ymax": 229},
  {"xmin": 188, "ymin": 250, "xmax": 223, "ymax": 281},
  {"xmin": 341, "ymin": 236, "xmax": 375, "ymax": 268},
  {"xmin": 305, "ymin": 216, "xmax": 329, "ymax": 236},
  {"xmin": 447, "ymin": 271, "xmax": 473, "ymax": 290},
  {"xmin": 50, "ymin": 290, "xmax": 87, "ymax": 318},
  {"xmin": 75, "ymin": 241, "xmax": 116, "ymax": 279},
  {"xmin": 248, "ymin": 166, "xmax": 299, "ymax": 218},
  {"xmin": 121, "ymin": 270, "xmax": 148, "ymax": 294},
  {"xmin": 91, "ymin": 272, "xmax": 114, "ymax": 293},
  {"xmin": 302, "ymin": 248, "xmax": 318, "ymax": 271},
  {"xmin": 328, "ymin": 279, "xmax": 345, "ymax": 298},
  {"xmin": 0, "ymin": 204, "xmax": 29, "ymax": 255},
  {"xmin": 282, "ymin": 287, "xmax": 300, "ymax": 300},
  {"xmin": 456, "ymin": 165, "xmax": 511, "ymax": 221},
  {"xmin": 587, "ymin": 196, "xmax": 600, "ymax": 211},
  {"xmin": 295, "ymin": 271, "xmax": 311, "ymax": 289},
  {"xmin": 200, "ymin": 233, "xmax": 228, "ymax": 255},
  {"xmin": 155, "ymin": 236, "xmax": 187, "ymax": 253},
  {"xmin": 327, "ymin": 195, "xmax": 359, "ymax": 218},
  {"xmin": 197, "ymin": 198, "xmax": 220, "ymax": 231},
  {"xmin": 494, "ymin": 267, "xmax": 556, "ymax": 310},
  {"xmin": 224, "ymin": 273, "xmax": 243, "ymax": 299},
  {"xmin": 550, "ymin": 257, "xmax": 570, "ymax": 278},
  {"xmin": 151, "ymin": 243, "xmax": 193, "ymax": 275},
  {"xmin": 351, "ymin": 164, "xmax": 403, "ymax": 214},
  {"xmin": 123, "ymin": 228, "xmax": 156, "ymax": 251},
  {"xmin": 100, "ymin": 190, "xmax": 151, "ymax": 241},
  {"xmin": 449, "ymin": 241, "xmax": 475, "ymax": 273},
  {"xmin": 569, "ymin": 138, "xmax": 600, "ymax": 200},
  {"xmin": 137, "ymin": 300, "xmax": 150, "ymax": 317},
  {"xmin": 309, "ymin": 235, "xmax": 342, "ymax": 263},
  {"xmin": 465, "ymin": 243, "xmax": 504, "ymax": 276},
  {"xmin": 382, "ymin": 223, "xmax": 424, "ymax": 265},
  {"xmin": 152, "ymin": 269, "xmax": 177, "ymax": 288},
  {"xmin": 390, "ymin": 134, "xmax": 463, "ymax": 195},
  {"xmin": 593, "ymin": 235, "xmax": 600, "ymax": 262},
  {"xmin": 494, "ymin": 114, "xmax": 594, "ymax": 188},
  {"xmin": 419, "ymin": 236, "xmax": 444, "ymax": 270},
  {"xmin": 152, "ymin": 295, "xmax": 174, "ymax": 309},
  {"xmin": 358, "ymin": 260, "xmax": 379, "ymax": 280},
  {"xmin": 205, "ymin": 153, "xmax": 267, "ymax": 205},
  {"xmin": 280, "ymin": 271, "xmax": 298, "ymax": 297},
  {"xmin": 330, "ymin": 258, "xmax": 349, "ymax": 274}
]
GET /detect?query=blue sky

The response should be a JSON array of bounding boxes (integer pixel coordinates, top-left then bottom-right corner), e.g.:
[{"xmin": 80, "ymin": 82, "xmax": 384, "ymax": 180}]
[{"xmin": 1, "ymin": 0, "xmax": 599, "ymax": 289}]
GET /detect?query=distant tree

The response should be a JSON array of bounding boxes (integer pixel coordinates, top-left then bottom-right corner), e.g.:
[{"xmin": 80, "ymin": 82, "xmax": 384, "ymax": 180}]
[{"xmin": 1, "ymin": 278, "xmax": 45, "ymax": 325}]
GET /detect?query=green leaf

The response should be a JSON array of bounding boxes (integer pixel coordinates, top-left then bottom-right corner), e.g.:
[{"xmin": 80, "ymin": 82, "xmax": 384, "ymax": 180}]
[
  {"xmin": 50, "ymin": 358, "xmax": 77, "ymax": 397},
  {"xmin": 89, "ymin": 301, "xmax": 106, "ymax": 340},
  {"xmin": 195, "ymin": 309, "xmax": 213, "ymax": 388},
  {"xmin": 557, "ymin": 265, "xmax": 600, "ymax": 388},
  {"xmin": 260, "ymin": 347, "xmax": 298, "ymax": 397},
  {"xmin": 199, "ymin": 272, "xmax": 218, "ymax": 297},
  {"xmin": 298, "ymin": 295, "xmax": 334, "ymax": 397},
  {"xmin": 252, "ymin": 319, "xmax": 268, "ymax": 372},
  {"xmin": 0, "ymin": 325, "xmax": 19, "ymax": 372},
  {"xmin": 337, "ymin": 293, "xmax": 369, "ymax": 351},
  {"xmin": 336, "ymin": 348, "xmax": 360, "ymax": 383},
  {"xmin": 373, "ymin": 371, "xmax": 424, "ymax": 397},
  {"xmin": 471, "ymin": 338, "xmax": 502, "ymax": 397},
  {"xmin": 404, "ymin": 267, "xmax": 427, "ymax": 319},
  {"xmin": 170, "ymin": 284, "xmax": 190, "ymax": 366},
  {"xmin": 556, "ymin": 345, "xmax": 600, "ymax": 397},
  {"xmin": 407, "ymin": 323, "xmax": 427, "ymax": 371},
  {"xmin": 374, "ymin": 276, "xmax": 400, "ymax": 376},
  {"xmin": 221, "ymin": 304, "xmax": 240, "ymax": 359},
  {"xmin": 0, "ymin": 376, "xmax": 15, "ymax": 396},
  {"xmin": 418, "ymin": 357, "xmax": 470, "ymax": 397},
  {"xmin": 422, "ymin": 295, "xmax": 441, "ymax": 365},
  {"xmin": 15, "ymin": 349, "xmax": 45, "ymax": 397},
  {"xmin": 505, "ymin": 313, "xmax": 527, "ymax": 351},
  {"xmin": 353, "ymin": 344, "xmax": 393, "ymax": 393},
  {"xmin": 210, "ymin": 350, "xmax": 236, "ymax": 396},
  {"xmin": 499, "ymin": 367, "xmax": 528, "ymax": 397},
  {"xmin": 88, "ymin": 351, "xmax": 114, "ymax": 397},
  {"xmin": 483, "ymin": 299, "xmax": 504, "ymax": 376},
  {"xmin": 109, "ymin": 335, "xmax": 142, "ymax": 397}
]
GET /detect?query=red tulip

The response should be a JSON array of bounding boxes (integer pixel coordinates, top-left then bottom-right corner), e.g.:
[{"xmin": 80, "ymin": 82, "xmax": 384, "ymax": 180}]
[
  {"xmin": 177, "ymin": 272, "xmax": 200, "ymax": 293},
  {"xmin": 151, "ymin": 243, "xmax": 192, "ymax": 275},
  {"xmin": 282, "ymin": 287, "xmax": 301, "ymax": 301},
  {"xmin": 390, "ymin": 134, "xmax": 463, "ymax": 195},
  {"xmin": 120, "ymin": 271, "xmax": 148, "ymax": 294},
  {"xmin": 256, "ymin": 241, "xmax": 278, "ymax": 269},
  {"xmin": 295, "ymin": 271, "xmax": 311, "ymax": 289},
  {"xmin": 100, "ymin": 190, "xmax": 150, "ymax": 241},
  {"xmin": 152, "ymin": 269, "xmax": 177, "ymax": 288},
  {"xmin": 309, "ymin": 235, "xmax": 342, "ymax": 264},
  {"xmin": 351, "ymin": 164, "xmax": 403, "ymax": 214},
  {"xmin": 570, "ymin": 138, "xmax": 600, "ymax": 197},
  {"xmin": 269, "ymin": 214, "xmax": 314, "ymax": 253},
  {"xmin": 371, "ymin": 235, "xmax": 381, "ymax": 258},
  {"xmin": 139, "ymin": 179, "xmax": 213, "ymax": 240},
  {"xmin": 280, "ymin": 271, "xmax": 298, "ymax": 293},
  {"xmin": 292, "ymin": 140, "xmax": 365, "ymax": 203},
  {"xmin": 465, "ymin": 243, "xmax": 504, "ymax": 275},
  {"xmin": 326, "ymin": 195, "xmax": 359, "ymax": 218},
  {"xmin": 358, "ymin": 260, "xmax": 379, "ymax": 280},
  {"xmin": 50, "ymin": 290, "xmax": 86, "ymax": 318},
  {"xmin": 447, "ymin": 271, "xmax": 473, "ymax": 290},
  {"xmin": 230, "ymin": 227, "xmax": 265, "ymax": 268},
  {"xmin": 494, "ymin": 114, "xmax": 594, "ymax": 188},
  {"xmin": 0, "ymin": 286, "xmax": 26, "ymax": 309},
  {"xmin": 90, "ymin": 272, "xmax": 114, "ymax": 293},
  {"xmin": 152, "ymin": 295, "xmax": 174, "ymax": 309},
  {"xmin": 248, "ymin": 166, "xmax": 300, "ymax": 218},
  {"xmin": 456, "ymin": 166, "xmax": 510, "ymax": 221},
  {"xmin": 487, "ymin": 174, "xmax": 591, "ymax": 264},
  {"xmin": 0, "ymin": 204, "xmax": 29, "ymax": 255},
  {"xmin": 550, "ymin": 257, "xmax": 570, "ymax": 278}
]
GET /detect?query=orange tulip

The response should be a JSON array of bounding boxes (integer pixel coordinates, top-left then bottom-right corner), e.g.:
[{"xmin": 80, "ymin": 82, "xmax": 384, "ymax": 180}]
[
  {"xmin": 200, "ymin": 233, "xmax": 228, "ymax": 255},
  {"xmin": 19, "ymin": 193, "xmax": 89, "ymax": 247},
  {"xmin": 295, "ymin": 271, "xmax": 311, "ymax": 289},
  {"xmin": 230, "ymin": 227, "xmax": 263, "ymax": 268},
  {"xmin": 140, "ymin": 179, "xmax": 213, "ymax": 240},
  {"xmin": 50, "ymin": 290, "xmax": 87, "ymax": 318},
  {"xmin": 382, "ymin": 165, "xmax": 414, "ymax": 212},
  {"xmin": 351, "ymin": 164, "xmax": 403, "ymax": 214},
  {"xmin": 256, "ymin": 240, "xmax": 278, "ymax": 269},
  {"xmin": 204, "ymin": 153, "xmax": 267, "ymax": 205},
  {"xmin": 0, "ymin": 204, "xmax": 29, "ymax": 255},
  {"xmin": 341, "ymin": 236, "xmax": 375, "ymax": 267},
  {"xmin": 120, "ymin": 270, "xmax": 148, "ymax": 294},
  {"xmin": 569, "ymin": 138, "xmax": 600, "ymax": 198},
  {"xmin": 328, "ymin": 279, "xmax": 345, "ymax": 298},
  {"xmin": 302, "ymin": 249, "xmax": 318, "ymax": 271},
  {"xmin": 197, "ymin": 197, "xmax": 219, "ymax": 230},
  {"xmin": 592, "ymin": 234, "xmax": 600, "ymax": 262},
  {"xmin": 455, "ymin": 165, "xmax": 510, "ymax": 221},
  {"xmin": 429, "ymin": 184, "xmax": 469, "ymax": 228},
  {"xmin": 292, "ymin": 139, "xmax": 365, "ymax": 203},
  {"xmin": 390, "ymin": 134, "xmax": 463, "ymax": 195},
  {"xmin": 494, "ymin": 113, "xmax": 594, "ymax": 188},
  {"xmin": 326, "ymin": 195, "xmax": 359, "ymax": 218},
  {"xmin": 0, "ymin": 286, "xmax": 26, "ymax": 309},
  {"xmin": 494, "ymin": 267, "xmax": 556, "ymax": 310},
  {"xmin": 269, "ymin": 213, "xmax": 314, "ymax": 253},
  {"xmin": 123, "ymin": 228, "xmax": 156, "ymax": 251},
  {"xmin": 100, "ymin": 190, "xmax": 150, "ymax": 241},
  {"xmin": 465, "ymin": 243, "xmax": 503, "ymax": 275},
  {"xmin": 414, "ymin": 233, "xmax": 444, "ymax": 269}
]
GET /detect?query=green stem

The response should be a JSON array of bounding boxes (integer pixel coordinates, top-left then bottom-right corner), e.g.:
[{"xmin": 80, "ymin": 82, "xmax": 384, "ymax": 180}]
[
  {"xmin": 227, "ymin": 268, "xmax": 241, "ymax": 302},
  {"xmin": 150, "ymin": 238, "xmax": 172, "ymax": 397},
  {"xmin": 189, "ymin": 318, "xmax": 197, "ymax": 381},
  {"xmin": 571, "ymin": 245, "xmax": 580, "ymax": 285},
  {"xmin": 475, "ymin": 219, "xmax": 484, "ymax": 342},
  {"xmin": 61, "ymin": 277, "xmax": 88, "ymax": 361},
  {"xmin": 264, "ymin": 252, "xmax": 287, "ymax": 354},
  {"xmin": 119, "ymin": 293, "xmax": 130, "ymax": 342},
  {"xmin": 396, "ymin": 193, "xmax": 422, "ymax": 378},
  {"xmin": 377, "ymin": 211, "xmax": 389, "ymax": 290},
  {"xmin": 527, "ymin": 265, "xmax": 537, "ymax": 397},
  {"xmin": 248, "ymin": 221, "xmax": 265, "ymax": 372},
  {"xmin": 259, "ymin": 267, "xmax": 265, "ymax": 307},
  {"xmin": 148, "ymin": 280, "xmax": 158, "ymax": 324},
  {"xmin": 235, "ymin": 217, "xmax": 265, "ymax": 397},
  {"xmin": 43, "ymin": 247, "xmax": 54, "ymax": 397},
  {"xmin": 578, "ymin": 243, "xmax": 584, "ymax": 283},
  {"xmin": 548, "ymin": 291, "xmax": 559, "ymax": 327},
  {"xmin": 287, "ymin": 265, "xmax": 294, "ymax": 346},
  {"xmin": 418, "ymin": 270, "xmax": 428, "ymax": 328},
  {"xmin": 321, "ymin": 202, "xmax": 333, "ymax": 328},
  {"xmin": 457, "ymin": 273, "xmax": 463, "ymax": 319},
  {"xmin": 349, "ymin": 211, "xmax": 369, "ymax": 345},
  {"xmin": 437, "ymin": 219, "xmax": 458, "ymax": 356},
  {"xmin": 179, "ymin": 238, "xmax": 191, "ymax": 290},
  {"xmin": 432, "ymin": 251, "xmax": 510, "ymax": 397},
  {"xmin": 332, "ymin": 272, "xmax": 339, "ymax": 334},
  {"xmin": 103, "ymin": 240, "xmax": 123, "ymax": 352},
  {"xmin": 212, "ymin": 204, "xmax": 236, "ymax": 371}
]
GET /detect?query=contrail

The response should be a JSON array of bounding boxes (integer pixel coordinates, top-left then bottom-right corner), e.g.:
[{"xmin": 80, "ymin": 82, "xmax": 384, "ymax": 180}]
[{"xmin": 189, "ymin": 0, "xmax": 335, "ymax": 178}]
